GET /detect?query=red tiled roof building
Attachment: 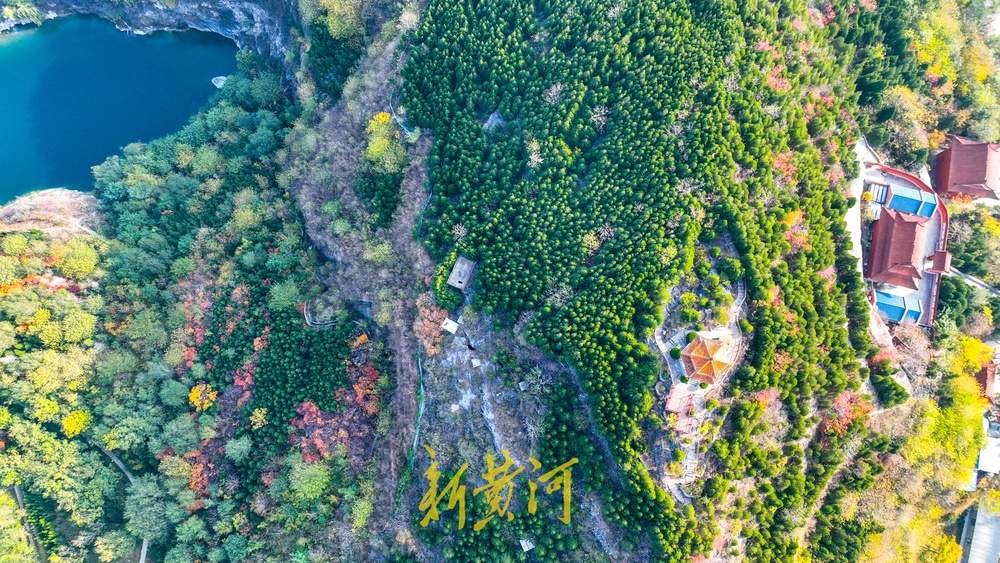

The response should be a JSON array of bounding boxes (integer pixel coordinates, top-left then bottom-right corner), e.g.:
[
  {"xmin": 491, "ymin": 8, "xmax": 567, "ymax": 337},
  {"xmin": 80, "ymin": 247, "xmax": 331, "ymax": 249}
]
[
  {"xmin": 935, "ymin": 135, "xmax": 1000, "ymax": 201},
  {"xmin": 929, "ymin": 249, "xmax": 952, "ymax": 274},
  {"xmin": 978, "ymin": 361, "xmax": 997, "ymax": 402},
  {"xmin": 867, "ymin": 208, "xmax": 929, "ymax": 290}
]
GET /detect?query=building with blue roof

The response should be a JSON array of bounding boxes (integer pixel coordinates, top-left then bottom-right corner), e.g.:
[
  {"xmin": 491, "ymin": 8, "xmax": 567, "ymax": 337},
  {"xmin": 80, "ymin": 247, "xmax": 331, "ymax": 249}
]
[
  {"xmin": 960, "ymin": 496, "xmax": 1000, "ymax": 562},
  {"xmin": 861, "ymin": 163, "xmax": 951, "ymax": 327},
  {"xmin": 886, "ymin": 184, "xmax": 938, "ymax": 218},
  {"xmin": 874, "ymin": 291, "xmax": 922, "ymax": 323}
]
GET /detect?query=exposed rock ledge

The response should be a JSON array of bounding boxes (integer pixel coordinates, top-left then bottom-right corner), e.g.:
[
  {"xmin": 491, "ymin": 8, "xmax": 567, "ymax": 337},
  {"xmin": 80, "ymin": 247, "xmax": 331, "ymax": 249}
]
[
  {"xmin": 0, "ymin": 188, "xmax": 102, "ymax": 239},
  {"xmin": 6, "ymin": 0, "xmax": 299, "ymax": 66}
]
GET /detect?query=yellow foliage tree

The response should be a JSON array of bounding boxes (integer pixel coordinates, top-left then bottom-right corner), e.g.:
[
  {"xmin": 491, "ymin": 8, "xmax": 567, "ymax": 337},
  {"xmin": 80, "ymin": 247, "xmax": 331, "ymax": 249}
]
[
  {"xmin": 863, "ymin": 504, "xmax": 961, "ymax": 562},
  {"xmin": 31, "ymin": 396, "xmax": 60, "ymax": 423},
  {"xmin": 984, "ymin": 214, "xmax": 1000, "ymax": 238},
  {"xmin": 51, "ymin": 239, "xmax": 99, "ymax": 280},
  {"xmin": 37, "ymin": 321, "xmax": 63, "ymax": 349},
  {"xmin": 961, "ymin": 38, "xmax": 996, "ymax": 85},
  {"xmin": 950, "ymin": 335, "xmax": 993, "ymax": 377},
  {"xmin": 188, "ymin": 382, "xmax": 218, "ymax": 412},
  {"xmin": 927, "ymin": 129, "xmax": 946, "ymax": 150},
  {"xmin": 26, "ymin": 307, "xmax": 50, "ymax": 334},
  {"xmin": 903, "ymin": 375, "xmax": 986, "ymax": 489},
  {"xmin": 365, "ymin": 112, "xmax": 406, "ymax": 174},
  {"xmin": 319, "ymin": 0, "xmax": 362, "ymax": 39},
  {"xmin": 0, "ymin": 256, "xmax": 19, "ymax": 287},
  {"xmin": 27, "ymin": 348, "xmax": 89, "ymax": 394},
  {"xmin": 62, "ymin": 310, "xmax": 97, "ymax": 344},
  {"xmin": 250, "ymin": 407, "xmax": 268, "ymax": 430},
  {"xmin": 914, "ymin": 0, "xmax": 962, "ymax": 85},
  {"xmin": 62, "ymin": 410, "xmax": 91, "ymax": 438},
  {"xmin": 0, "ymin": 234, "xmax": 28, "ymax": 257}
]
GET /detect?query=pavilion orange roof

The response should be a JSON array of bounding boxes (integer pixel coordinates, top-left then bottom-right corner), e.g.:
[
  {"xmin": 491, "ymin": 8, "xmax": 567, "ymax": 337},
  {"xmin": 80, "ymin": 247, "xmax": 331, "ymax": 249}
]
[{"xmin": 681, "ymin": 334, "xmax": 732, "ymax": 384}]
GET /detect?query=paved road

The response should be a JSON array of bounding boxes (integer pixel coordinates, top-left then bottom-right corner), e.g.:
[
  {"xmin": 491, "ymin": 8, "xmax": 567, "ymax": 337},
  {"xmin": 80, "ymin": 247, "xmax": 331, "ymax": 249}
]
[
  {"xmin": 947, "ymin": 269, "xmax": 1000, "ymax": 298},
  {"xmin": 846, "ymin": 138, "xmax": 880, "ymax": 275}
]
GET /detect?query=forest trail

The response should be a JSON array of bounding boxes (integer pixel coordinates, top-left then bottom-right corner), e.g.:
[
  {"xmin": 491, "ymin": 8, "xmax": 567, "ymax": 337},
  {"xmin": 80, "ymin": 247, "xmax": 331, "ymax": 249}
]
[
  {"xmin": 794, "ymin": 430, "xmax": 865, "ymax": 548},
  {"xmin": 564, "ymin": 366, "xmax": 627, "ymax": 491}
]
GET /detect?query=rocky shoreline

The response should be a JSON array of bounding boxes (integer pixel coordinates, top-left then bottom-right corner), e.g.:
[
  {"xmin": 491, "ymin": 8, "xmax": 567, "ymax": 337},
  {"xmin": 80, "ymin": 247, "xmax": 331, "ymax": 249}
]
[
  {"xmin": 0, "ymin": 188, "xmax": 102, "ymax": 238},
  {"xmin": 1, "ymin": 0, "xmax": 299, "ymax": 65}
]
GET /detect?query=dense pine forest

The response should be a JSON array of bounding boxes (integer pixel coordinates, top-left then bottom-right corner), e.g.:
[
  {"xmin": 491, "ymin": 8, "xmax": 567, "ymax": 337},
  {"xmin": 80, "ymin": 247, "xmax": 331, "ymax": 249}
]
[
  {"xmin": 402, "ymin": 0, "xmax": 1000, "ymax": 560},
  {"xmin": 402, "ymin": 0, "xmax": 869, "ymax": 558}
]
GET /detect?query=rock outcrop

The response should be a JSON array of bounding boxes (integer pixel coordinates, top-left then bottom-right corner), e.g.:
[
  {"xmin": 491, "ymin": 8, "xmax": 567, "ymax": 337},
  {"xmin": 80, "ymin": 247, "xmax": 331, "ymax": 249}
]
[
  {"xmin": 0, "ymin": 188, "xmax": 102, "ymax": 239},
  {"xmin": 31, "ymin": 0, "xmax": 299, "ymax": 64}
]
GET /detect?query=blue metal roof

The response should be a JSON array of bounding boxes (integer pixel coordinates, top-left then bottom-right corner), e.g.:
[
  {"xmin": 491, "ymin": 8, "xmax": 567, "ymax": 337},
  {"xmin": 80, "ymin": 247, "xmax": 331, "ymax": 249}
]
[
  {"xmin": 866, "ymin": 182, "xmax": 888, "ymax": 204},
  {"xmin": 887, "ymin": 185, "xmax": 937, "ymax": 218},
  {"xmin": 875, "ymin": 291, "xmax": 922, "ymax": 323},
  {"xmin": 965, "ymin": 499, "xmax": 1000, "ymax": 563}
]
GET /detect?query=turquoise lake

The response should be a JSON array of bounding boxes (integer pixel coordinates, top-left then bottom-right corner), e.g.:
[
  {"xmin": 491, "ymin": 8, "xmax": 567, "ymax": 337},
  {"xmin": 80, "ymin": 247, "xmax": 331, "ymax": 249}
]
[{"xmin": 0, "ymin": 16, "xmax": 236, "ymax": 199}]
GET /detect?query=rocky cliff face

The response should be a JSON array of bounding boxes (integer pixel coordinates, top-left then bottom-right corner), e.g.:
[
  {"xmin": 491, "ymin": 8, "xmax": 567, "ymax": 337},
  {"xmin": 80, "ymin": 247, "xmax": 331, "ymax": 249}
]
[{"xmin": 33, "ymin": 0, "xmax": 299, "ymax": 64}]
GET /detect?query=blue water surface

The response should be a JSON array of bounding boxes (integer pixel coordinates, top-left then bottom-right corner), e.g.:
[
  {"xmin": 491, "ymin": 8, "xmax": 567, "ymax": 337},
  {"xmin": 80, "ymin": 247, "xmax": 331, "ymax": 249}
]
[{"xmin": 0, "ymin": 16, "xmax": 236, "ymax": 199}]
